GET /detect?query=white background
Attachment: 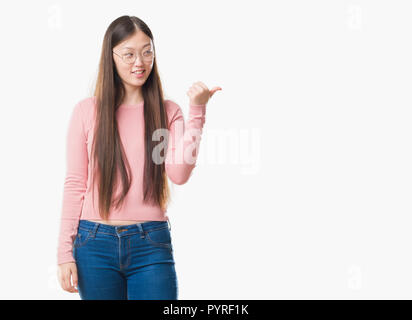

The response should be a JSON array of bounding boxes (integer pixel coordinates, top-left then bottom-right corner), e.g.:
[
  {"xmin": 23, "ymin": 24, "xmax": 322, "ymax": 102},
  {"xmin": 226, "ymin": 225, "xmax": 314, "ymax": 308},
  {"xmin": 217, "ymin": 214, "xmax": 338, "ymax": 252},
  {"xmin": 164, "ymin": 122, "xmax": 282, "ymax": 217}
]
[{"xmin": 0, "ymin": 0, "xmax": 411, "ymax": 299}]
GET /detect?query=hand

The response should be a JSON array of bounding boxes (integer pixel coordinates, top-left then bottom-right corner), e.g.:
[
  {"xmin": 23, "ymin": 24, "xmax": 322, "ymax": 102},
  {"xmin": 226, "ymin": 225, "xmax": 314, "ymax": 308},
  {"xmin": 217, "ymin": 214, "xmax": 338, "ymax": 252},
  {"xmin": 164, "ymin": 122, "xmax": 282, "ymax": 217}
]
[
  {"xmin": 187, "ymin": 81, "xmax": 222, "ymax": 105},
  {"xmin": 57, "ymin": 262, "xmax": 79, "ymax": 293}
]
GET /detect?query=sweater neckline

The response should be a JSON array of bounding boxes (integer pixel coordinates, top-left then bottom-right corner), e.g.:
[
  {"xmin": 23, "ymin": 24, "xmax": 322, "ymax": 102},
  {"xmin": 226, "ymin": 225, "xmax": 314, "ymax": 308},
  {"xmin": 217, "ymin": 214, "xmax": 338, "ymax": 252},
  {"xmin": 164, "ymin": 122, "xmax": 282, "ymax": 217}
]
[{"xmin": 119, "ymin": 101, "xmax": 144, "ymax": 109}]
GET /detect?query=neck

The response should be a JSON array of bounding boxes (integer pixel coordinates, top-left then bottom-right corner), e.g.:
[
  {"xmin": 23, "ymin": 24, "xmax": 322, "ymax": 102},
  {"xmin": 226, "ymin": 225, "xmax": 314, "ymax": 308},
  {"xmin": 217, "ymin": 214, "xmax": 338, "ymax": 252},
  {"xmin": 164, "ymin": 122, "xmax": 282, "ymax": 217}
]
[{"xmin": 122, "ymin": 84, "xmax": 144, "ymax": 105}]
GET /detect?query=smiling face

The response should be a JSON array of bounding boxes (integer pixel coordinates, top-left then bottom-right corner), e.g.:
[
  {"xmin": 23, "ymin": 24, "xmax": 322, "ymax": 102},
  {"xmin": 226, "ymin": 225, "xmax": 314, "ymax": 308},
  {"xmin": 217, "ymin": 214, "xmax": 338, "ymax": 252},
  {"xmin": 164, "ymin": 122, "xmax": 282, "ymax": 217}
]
[{"xmin": 112, "ymin": 29, "xmax": 155, "ymax": 90}]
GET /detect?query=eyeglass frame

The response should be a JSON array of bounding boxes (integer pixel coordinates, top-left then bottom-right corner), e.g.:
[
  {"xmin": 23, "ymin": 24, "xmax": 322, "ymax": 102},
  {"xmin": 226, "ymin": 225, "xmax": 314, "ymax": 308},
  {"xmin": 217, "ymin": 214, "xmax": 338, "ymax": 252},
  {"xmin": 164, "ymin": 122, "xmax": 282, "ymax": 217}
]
[{"xmin": 112, "ymin": 48, "xmax": 155, "ymax": 64}]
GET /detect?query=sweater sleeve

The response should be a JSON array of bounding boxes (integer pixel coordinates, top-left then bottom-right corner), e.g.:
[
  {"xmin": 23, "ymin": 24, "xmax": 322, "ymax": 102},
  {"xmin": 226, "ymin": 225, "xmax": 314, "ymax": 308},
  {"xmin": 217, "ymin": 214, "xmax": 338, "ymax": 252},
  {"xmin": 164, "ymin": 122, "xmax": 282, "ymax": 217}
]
[
  {"xmin": 165, "ymin": 103, "xmax": 206, "ymax": 185},
  {"xmin": 57, "ymin": 101, "xmax": 88, "ymax": 265}
]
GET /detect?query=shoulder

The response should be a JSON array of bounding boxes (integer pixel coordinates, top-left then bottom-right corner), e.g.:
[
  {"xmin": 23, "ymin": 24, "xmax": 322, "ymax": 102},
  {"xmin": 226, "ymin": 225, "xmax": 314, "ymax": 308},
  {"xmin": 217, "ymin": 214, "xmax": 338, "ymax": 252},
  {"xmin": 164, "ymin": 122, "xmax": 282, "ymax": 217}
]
[
  {"xmin": 164, "ymin": 99, "xmax": 180, "ymax": 111},
  {"xmin": 164, "ymin": 99, "xmax": 183, "ymax": 119},
  {"xmin": 78, "ymin": 96, "xmax": 97, "ymax": 118},
  {"xmin": 164, "ymin": 99, "xmax": 184, "ymax": 128},
  {"xmin": 78, "ymin": 96, "xmax": 97, "ymax": 110}
]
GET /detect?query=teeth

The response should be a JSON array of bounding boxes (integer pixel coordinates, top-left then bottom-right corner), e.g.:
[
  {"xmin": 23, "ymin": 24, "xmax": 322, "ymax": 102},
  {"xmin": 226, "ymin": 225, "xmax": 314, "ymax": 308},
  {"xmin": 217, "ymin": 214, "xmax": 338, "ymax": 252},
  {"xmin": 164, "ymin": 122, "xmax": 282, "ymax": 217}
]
[{"xmin": 133, "ymin": 70, "xmax": 144, "ymax": 74}]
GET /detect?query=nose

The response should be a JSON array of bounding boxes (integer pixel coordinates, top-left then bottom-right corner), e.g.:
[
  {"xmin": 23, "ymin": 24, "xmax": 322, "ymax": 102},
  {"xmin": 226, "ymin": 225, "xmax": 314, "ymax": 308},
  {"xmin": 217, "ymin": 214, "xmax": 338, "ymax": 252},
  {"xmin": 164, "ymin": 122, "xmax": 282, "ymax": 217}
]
[{"xmin": 133, "ymin": 54, "xmax": 144, "ymax": 67}]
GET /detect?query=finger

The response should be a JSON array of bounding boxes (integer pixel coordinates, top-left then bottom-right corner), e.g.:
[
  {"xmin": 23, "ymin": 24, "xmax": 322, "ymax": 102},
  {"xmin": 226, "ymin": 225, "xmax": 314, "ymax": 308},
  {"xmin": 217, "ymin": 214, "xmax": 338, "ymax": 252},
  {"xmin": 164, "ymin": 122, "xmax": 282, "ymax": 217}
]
[
  {"xmin": 71, "ymin": 268, "xmax": 78, "ymax": 291},
  {"xmin": 191, "ymin": 84, "xmax": 202, "ymax": 92},
  {"xmin": 63, "ymin": 275, "xmax": 71, "ymax": 292},
  {"xmin": 69, "ymin": 286, "xmax": 79, "ymax": 293},
  {"xmin": 68, "ymin": 275, "xmax": 79, "ymax": 293},
  {"xmin": 196, "ymin": 82, "xmax": 209, "ymax": 91},
  {"xmin": 210, "ymin": 86, "xmax": 222, "ymax": 97},
  {"xmin": 192, "ymin": 82, "xmax": 205, "ymax": 89}
]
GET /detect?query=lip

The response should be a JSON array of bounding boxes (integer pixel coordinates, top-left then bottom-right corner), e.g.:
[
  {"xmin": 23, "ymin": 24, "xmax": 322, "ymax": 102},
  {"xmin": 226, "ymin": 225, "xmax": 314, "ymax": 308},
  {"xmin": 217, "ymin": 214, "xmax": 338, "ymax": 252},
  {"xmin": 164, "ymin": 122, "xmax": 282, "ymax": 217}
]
[{"xmin": 131, "ymin": 69, "xmax": 145, "ymax": 78}]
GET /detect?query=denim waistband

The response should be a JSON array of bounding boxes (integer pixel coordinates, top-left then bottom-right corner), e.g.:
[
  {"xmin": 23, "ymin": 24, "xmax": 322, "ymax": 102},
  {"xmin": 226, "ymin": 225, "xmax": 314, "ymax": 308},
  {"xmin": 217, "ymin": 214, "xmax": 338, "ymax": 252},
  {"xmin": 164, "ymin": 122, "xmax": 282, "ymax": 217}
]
[{"xmin": 78, "ymin": 219, "xmax": 171, "ymax": 237}]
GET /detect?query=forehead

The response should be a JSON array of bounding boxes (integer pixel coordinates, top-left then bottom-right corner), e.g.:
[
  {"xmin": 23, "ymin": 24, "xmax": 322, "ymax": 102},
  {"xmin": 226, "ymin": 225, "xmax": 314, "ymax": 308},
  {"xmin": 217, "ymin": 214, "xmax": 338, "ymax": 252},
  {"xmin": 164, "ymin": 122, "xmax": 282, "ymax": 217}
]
[{"xmin": 115, "ymin": 31, "xmax": 153, "ymax": 50}]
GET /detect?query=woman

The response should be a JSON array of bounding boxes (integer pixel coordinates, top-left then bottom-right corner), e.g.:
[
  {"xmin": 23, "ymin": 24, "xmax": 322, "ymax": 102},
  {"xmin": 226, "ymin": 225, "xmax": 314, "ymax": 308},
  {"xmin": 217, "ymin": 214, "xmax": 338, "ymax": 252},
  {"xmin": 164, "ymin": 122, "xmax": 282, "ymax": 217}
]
[{"xmin": 56, "ymin": 15, "xmax": 221, "ymax": 300}]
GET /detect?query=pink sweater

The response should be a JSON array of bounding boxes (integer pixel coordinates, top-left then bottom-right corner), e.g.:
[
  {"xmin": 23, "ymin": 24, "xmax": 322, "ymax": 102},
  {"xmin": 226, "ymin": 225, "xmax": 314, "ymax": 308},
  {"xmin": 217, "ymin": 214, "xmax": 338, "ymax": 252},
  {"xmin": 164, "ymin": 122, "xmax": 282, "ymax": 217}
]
[{"xmin": 57, "ymin": 97, "xmax": 206, "ymax": 265}]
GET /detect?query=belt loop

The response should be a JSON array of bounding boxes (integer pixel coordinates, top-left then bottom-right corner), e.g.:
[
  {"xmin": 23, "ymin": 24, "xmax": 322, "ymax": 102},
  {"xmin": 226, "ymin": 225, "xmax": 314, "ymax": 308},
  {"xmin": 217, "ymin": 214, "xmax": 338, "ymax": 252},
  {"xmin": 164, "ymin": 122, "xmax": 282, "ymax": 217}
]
[
  {"xmin": 90, "ymin": 222, "xmax": 99, "ymax": 238},
  {"xmin": 167, "ymin": 217, "xmax": 171, "ymax": 231},
  {"xmin": 136, "ymin": 222, "xmax": 145, "ymax": 238}
]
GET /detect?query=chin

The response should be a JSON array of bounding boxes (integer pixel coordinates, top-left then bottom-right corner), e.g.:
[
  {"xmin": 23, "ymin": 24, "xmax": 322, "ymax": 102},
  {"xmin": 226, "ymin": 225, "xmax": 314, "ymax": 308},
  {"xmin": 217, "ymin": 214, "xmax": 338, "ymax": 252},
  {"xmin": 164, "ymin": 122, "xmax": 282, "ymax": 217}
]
[
  {"xmin": 125, "ymin": 80, "xmax": 144, "ymax": 87},
  {"xmin": 132, "ymin": 79, "xmax": 146, "ymax": 86}
]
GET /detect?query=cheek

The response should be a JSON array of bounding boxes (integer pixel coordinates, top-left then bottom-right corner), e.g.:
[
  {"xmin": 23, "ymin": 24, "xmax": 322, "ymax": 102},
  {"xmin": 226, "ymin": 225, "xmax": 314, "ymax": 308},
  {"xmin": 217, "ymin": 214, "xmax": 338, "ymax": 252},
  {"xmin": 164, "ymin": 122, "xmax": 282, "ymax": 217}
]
[
  {"xmin": 114, "ymin": 61, "xmax": 130, "ymax": 80},
  {"xmin": 118, "ymin": 65, "xmax": 132, "ymax": 79}
]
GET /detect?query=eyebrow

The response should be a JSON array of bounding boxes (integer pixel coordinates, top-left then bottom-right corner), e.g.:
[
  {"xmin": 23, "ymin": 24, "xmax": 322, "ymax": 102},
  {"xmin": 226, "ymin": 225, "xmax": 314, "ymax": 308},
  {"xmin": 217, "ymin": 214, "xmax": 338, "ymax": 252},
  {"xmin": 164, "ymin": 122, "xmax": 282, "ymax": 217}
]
[{"xmin": 122, "ymin": 43, "xmax": 151, "ymax": 50}]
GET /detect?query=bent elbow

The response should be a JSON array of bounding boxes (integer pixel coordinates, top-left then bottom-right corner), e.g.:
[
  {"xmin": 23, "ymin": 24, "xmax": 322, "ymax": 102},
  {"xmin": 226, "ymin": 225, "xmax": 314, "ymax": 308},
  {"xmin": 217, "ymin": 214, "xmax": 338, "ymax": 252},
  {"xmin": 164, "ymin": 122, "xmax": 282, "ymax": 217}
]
[
  {"xmin": 168, "ymin": 174, "xmax": 190, "ymax": 185},
  {"xmin": 166, "ymin": 164, "xmax": 195, "ymax": 185}
]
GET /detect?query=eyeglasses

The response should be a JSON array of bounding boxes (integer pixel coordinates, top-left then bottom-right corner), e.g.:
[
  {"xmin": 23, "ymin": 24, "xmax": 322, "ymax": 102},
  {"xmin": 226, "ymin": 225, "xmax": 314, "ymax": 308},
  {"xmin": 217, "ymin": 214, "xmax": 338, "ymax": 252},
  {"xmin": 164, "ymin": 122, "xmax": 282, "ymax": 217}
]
[{"xmin": 112, "ymin": 48, "xmax": 155, "ymax": 64}]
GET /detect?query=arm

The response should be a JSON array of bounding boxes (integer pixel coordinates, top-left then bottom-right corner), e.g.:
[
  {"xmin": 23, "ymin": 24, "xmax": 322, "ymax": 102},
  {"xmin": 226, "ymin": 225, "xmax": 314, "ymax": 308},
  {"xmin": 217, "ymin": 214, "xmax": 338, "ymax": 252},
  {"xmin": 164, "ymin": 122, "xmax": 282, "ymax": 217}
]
[
  {"xmin": 57, "ymin": 101, "xmax": 88, "ymax": 265},
  {"xmin": 165, "ymin": 102, "xmax": 206, "ymax": 185}
]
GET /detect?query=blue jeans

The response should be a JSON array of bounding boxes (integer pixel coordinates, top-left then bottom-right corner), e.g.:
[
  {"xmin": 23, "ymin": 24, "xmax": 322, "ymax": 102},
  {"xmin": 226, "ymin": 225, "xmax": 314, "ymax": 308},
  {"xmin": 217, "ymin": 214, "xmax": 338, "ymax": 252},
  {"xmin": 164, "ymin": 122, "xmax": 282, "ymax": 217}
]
[{"xmin": 73, "ymin": 219, "xmax": 178, "ymax": 300}]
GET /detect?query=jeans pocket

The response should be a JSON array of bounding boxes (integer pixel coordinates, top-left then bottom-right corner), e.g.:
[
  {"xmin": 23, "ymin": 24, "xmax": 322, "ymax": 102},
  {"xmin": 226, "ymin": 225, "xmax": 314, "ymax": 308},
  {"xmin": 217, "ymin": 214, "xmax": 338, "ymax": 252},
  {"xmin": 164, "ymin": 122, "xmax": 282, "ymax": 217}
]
[
  {"xmin": 73, "ymin": 228, "xmax": 92, "ymax": 249},
  {"xmin": 145, "ymin": 226, "xmax": 172, "ymax": 249}
]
